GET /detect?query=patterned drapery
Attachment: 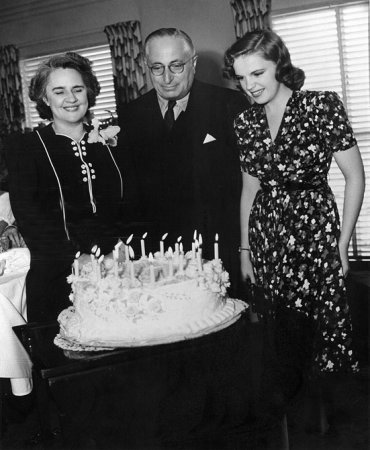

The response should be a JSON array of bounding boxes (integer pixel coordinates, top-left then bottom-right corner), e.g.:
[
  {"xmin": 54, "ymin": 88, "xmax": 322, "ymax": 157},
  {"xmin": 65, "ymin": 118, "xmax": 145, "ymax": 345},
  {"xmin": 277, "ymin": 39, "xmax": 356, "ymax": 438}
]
[
  {"xmin": 104, "ymin": 20, "xmax": 147, "ymax": 115},
  {"xmin": 0, "ymin": 45, "xmax": 24, "ymax": 137},
  {"xmin": 230, "ymin": 0, "xmax": 271, "ymax": 38}
]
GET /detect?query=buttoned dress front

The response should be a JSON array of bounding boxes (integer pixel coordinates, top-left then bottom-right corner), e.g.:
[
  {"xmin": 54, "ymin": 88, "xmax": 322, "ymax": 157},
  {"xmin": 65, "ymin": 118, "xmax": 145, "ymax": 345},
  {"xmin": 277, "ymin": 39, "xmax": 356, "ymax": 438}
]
[{"xmin": 6, "ymin": 123, "xmax": 124, "ymax": 321}]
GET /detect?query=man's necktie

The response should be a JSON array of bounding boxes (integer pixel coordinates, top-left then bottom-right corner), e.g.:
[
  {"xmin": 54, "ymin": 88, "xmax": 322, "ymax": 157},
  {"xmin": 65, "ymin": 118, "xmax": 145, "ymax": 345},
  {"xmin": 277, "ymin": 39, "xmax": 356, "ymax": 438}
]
[{"xmin": 164, "ymin": 100, "xmax": 176, "ymax": 130}]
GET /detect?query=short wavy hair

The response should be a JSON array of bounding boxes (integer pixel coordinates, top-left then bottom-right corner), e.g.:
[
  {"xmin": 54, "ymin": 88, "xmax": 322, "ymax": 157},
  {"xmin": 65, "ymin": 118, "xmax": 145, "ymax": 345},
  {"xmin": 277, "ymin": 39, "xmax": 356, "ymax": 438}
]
[
  {"xmin": 29, "ymin": 52, "xmax": 101, "ymax": 121},
  {"xmin": 224, "ymin": 29, "xmax": 305, "ymax": 91}
]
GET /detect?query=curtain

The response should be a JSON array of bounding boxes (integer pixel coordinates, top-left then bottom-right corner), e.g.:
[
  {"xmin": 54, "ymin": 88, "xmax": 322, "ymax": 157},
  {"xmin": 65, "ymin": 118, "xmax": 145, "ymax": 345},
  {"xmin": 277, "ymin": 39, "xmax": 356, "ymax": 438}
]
[
  {"xmin": 0, "ymin": 45, "xmax": 24, "ymax": 137},
  {"xmin": 104, "ymin": 20, "xmax": 147, "ymax": 115},
  {"xmin": 0, "ymin": 45, "xmax": 25, "ymax": 189},
  {"xmin": 230, "ymin": 0, "xmax": 272, "ymax": 38}
]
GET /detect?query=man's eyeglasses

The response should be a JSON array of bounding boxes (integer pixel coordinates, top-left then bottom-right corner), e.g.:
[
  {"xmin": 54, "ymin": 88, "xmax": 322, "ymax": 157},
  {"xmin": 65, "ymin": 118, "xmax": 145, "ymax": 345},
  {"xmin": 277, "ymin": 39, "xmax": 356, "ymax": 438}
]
[{"xmin": 148, "ymin": 55, "xmax": 197, "ymax": 76}]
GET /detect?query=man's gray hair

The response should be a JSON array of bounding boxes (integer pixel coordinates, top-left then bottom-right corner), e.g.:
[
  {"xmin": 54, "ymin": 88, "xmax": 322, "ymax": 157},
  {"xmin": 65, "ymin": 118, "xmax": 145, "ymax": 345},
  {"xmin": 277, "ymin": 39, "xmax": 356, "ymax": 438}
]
[{"xmin": 144, "ymin": 28, "xmax": 195, "ymax": 57}]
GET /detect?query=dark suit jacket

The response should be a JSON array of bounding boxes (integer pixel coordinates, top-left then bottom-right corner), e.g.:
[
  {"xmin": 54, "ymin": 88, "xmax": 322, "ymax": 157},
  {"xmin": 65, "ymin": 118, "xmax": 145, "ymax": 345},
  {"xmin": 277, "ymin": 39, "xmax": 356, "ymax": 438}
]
[{"xmin": 119, "ymin": 79, "xmax": 248, "ymax": 294}]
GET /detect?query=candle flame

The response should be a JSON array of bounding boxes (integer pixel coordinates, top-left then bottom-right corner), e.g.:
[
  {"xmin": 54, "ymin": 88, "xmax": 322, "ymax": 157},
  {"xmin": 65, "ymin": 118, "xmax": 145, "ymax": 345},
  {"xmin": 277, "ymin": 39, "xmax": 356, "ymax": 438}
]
[
  {"xmin": 215, "ymin": 233, "xmax": 219, "ymax": 241},
  {"xmin": 193, "ymin": 229, "xmax": 197, "ymax": 240},
  {"xmin": 161, "ymin": 232, "xmax": 168, "ymax": 240},
  {"xmin": 75, "ymin": 251, "xmax": 81, "ymax": 259},
  {"xmin": 199, "ymin": 234, "xmax": 203, "ymax": 245},
  {"xmin": 95, "ymin": 247, "xmax": 101, "ymax": 258},
  {"xmin": 91, "ymin": 245, "xmax": 98, "ymax": 253},
  {"xmin": 98, "ymin": 255, "xmax": 104, "ymax": 263},
  {"xmin": 142, "ymin": 232, "xmax": 148, "ymax": 239},
  {"xmin": 177, "ymin": 236, "xmax": 182, "ymax": 242},
  {"xmin": 126, "ymin": 234, "xmax": 133, "ymax": 244}
]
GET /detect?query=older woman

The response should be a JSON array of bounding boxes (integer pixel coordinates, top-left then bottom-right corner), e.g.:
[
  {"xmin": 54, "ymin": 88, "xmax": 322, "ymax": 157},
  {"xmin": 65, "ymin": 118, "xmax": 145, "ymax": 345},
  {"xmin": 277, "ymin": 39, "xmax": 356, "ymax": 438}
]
[{"xmin": 5, "ymin": 52, "xmax": 123, "ymax": 322}]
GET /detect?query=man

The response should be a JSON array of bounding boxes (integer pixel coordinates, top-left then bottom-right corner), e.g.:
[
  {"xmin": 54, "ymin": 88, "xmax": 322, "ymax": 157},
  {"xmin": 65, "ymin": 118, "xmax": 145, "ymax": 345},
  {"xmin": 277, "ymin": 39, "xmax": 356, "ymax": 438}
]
[{"xmin": 120, "ymin": 28, "xmax": 248, "ymax": 295}]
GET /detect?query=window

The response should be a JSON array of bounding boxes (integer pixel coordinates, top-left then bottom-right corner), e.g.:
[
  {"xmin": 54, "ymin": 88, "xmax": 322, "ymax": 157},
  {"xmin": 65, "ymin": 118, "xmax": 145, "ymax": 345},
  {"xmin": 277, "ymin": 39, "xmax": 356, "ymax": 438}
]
[
  {"xmin": 20, "ymin": 44, "xmax": 117, "ymax": 129},
  {"xmin": 272, "ymin": 2, "xmax": 370, "ymax": 259}
]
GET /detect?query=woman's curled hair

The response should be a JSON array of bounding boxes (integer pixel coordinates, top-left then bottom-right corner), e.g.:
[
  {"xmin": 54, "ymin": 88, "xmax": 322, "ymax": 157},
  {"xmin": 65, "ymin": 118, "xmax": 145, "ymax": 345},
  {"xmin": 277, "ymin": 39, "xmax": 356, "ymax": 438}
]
[
  {"xmin": 29, "ymin": 52, "xmax": 101, "ymax": 121},
  {"xmin": 225, "ymin": 29, "xmax": 305, "ymax": 91}
]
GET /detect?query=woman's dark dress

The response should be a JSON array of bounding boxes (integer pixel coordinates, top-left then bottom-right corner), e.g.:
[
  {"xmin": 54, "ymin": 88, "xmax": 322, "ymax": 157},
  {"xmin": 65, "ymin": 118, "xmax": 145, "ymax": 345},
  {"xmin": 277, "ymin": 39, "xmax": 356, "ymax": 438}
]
[
  {"xmin": 6, "ymin": 124, "xmax": 124, "ymax": 322},
  {"xmin": 235, "ymin": 90, "xmax": 358, "ymax": 374}
]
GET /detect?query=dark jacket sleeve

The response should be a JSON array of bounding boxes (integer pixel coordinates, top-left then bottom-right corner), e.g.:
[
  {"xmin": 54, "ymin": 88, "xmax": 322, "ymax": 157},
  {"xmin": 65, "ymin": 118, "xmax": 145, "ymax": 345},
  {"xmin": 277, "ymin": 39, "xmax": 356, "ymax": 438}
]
[
  {"xmin": 118, "ymin": 98, "xmax": 153, "ymax": 234},
  {"xmin": 5, "ymin": 132, "xmax": 75, "ymax": 260}
]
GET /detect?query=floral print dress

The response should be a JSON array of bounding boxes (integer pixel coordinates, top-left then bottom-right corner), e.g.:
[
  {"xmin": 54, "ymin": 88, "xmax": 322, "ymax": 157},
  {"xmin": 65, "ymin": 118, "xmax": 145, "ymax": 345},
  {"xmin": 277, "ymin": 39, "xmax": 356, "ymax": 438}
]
[{"xmin": 235, "ymin": 90, "xmax": 358, "ymax": 374}]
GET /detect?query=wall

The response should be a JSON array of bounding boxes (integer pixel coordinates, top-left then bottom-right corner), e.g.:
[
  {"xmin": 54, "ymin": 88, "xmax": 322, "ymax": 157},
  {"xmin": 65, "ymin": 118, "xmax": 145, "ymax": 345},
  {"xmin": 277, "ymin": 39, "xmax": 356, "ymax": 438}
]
[
  {"xmin": 0, "ymin": 0, "xmax": 237, "ymax": 87},
  {"xmin": 0, "ymin": 0, "xmax": 139, "ymax": 57},
  {"xmin": 0, "ymin": 0, "xmax": 360, "ymax": 87}
]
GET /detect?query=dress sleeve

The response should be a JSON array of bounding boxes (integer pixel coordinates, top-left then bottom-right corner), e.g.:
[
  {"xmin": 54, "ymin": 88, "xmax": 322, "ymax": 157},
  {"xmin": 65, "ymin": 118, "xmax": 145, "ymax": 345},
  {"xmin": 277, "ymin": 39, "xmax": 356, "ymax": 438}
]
[
  {"xmin": 234, "ymin": 111, "xmax": 258, "ymax": 176},
  {"xmin": 4, "ymin": 132, "xmax": 74, "ymax": 258},
  {"xmin": 0, "ymin": 192, "xmax": 15, "ymax": 225},
  {"xmin": 321, "ymin": 91, "xmax": 357, "ymax": 152}
]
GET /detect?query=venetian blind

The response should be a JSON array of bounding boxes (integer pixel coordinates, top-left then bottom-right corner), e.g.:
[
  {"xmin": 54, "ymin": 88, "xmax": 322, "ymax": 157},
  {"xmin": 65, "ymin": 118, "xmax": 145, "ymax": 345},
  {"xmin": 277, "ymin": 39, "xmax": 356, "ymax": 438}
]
[
  {"xmin": 272, "ymin": 2, "xmax": 370, "ymax": 259},
  {"xmin": 19, "ymin": 44, "xmax": 117, "ymax": 129}
]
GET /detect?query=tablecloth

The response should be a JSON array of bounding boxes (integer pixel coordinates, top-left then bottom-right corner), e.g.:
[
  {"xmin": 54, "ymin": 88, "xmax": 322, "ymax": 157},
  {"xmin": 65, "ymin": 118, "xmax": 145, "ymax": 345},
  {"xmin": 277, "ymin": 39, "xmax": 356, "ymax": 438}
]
[{"xmin": 0, "ymin": 247, "xmax": 32, "ymax": 395}]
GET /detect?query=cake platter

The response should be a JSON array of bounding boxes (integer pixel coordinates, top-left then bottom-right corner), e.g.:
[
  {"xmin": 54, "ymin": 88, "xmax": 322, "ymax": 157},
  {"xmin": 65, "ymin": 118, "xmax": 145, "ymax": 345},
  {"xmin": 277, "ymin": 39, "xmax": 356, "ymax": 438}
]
[{"xmin": 54, "ymin": 298, "xmax": 248, "ymax": 353}]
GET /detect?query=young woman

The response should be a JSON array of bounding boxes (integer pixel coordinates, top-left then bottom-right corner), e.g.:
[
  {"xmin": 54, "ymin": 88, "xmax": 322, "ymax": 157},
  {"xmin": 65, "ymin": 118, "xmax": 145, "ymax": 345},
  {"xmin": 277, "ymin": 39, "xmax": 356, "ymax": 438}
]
[{"xmin": 225, "ymin": 29, "xmax": 365, "ymax": 433}]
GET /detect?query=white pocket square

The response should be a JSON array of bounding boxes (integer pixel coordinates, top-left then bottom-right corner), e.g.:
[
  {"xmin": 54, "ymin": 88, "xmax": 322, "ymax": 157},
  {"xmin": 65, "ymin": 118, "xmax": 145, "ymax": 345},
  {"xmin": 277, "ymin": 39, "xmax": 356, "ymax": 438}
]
[{"xmin": 203, "ymin": 133, "xmax": 216, "ymax": 144}]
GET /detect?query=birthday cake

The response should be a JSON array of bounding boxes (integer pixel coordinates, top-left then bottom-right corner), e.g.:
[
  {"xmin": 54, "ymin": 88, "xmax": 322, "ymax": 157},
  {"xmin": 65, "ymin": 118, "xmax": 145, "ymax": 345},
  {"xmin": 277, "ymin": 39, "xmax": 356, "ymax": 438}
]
[{"xmin": 54, "ymin": 240, "xmax": 247, "ymax": 349}]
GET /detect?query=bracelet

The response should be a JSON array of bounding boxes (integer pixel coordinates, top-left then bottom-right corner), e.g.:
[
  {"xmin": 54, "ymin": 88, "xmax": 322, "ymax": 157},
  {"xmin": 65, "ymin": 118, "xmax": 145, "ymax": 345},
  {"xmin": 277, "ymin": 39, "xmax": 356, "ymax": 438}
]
[
  {"xmin": 4, "ymin": 224, "xmax": 17, "ymax": 231},
  {"xmin": 238, "ymin": 246, "xmax": 251, "ymax": 253}
]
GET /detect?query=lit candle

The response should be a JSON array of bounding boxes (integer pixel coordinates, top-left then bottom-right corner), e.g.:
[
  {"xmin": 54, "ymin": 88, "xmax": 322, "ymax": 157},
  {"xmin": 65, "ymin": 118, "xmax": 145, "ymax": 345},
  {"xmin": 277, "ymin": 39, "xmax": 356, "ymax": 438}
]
[
  {"xmin": 168, "ymin": 247, "xmax": 174, "ymax": 278},
  {"xmin": 97, "ymin": 254, "xmax": 104, "ymax": 280},
  {"xmin": 90, "ymin": 248, "xmax": 96, "ymax": 269},
  {"xmin": 179, "ymin": 242, "xmax": 184, "ymax": 275},
  {"xmin": 115, "ymin": 240, "xmax": 123, "ymax": 251},
  {"xmin": 214, "ymin": 233, "xmax": 219, "ymax": 260},
  {"xmin": 115, "ymin": 240, "xmax": 123, "ymax": 262},
  {"xmin": 141, "ymin": 232, "xmax": 147, "ymax": 258},
  {"xmin": 160, "ymin": 232, "xmax": 168, "ymax": 257},
  {"xmin": 149, "ymin": 252, "xmax": 155, "ymax": 283},
  {"xmin": 196, "ymin": 241, "xmax": 203, "ymax": 272},
  {"xmin": 74, "ymin": 251, "xmax": 80, "ymax": 276},
  {"xmin": 175, "ymin": 236, "xmax": 182, "ymax": 255},
  {"xmin": 125, "ymin": 234, "xmax": 133, "ymax": 261},
  {"xmin": 129, "ymin": 246, "xmax": 135, "ymax": 283},
  {"xmin": 113, "ymin": 248, "xmax": 118, "ymax": 278}
]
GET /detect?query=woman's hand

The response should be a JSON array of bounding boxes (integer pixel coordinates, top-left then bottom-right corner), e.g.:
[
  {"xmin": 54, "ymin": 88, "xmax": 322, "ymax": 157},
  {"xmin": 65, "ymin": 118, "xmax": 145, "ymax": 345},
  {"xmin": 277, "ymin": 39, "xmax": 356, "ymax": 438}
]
[
  {"xmin": 2, "ymin": 225, "xmax": 25, "ymax": 248},
  {"xmin": 240, "ymin": 251, "xmax": 259, "ymax": 322},
  {"xmin": 240, "ymin": 250, "xmax": 256, "ymax": 284},
  {"xmin": 338, "ymin": 240, "xmax": 350, "ymax": 278},
  {"xmin": 334, "ymin": 145, "xmax": 365, "ymax": 279}
]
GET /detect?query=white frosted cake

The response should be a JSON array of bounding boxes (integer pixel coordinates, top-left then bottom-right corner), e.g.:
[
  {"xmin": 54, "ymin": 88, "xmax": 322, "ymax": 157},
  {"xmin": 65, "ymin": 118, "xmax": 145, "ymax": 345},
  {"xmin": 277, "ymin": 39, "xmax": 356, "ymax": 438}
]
[{"xmin": 55, "ymin": 245, "xmax": 247, "ymax": 349}]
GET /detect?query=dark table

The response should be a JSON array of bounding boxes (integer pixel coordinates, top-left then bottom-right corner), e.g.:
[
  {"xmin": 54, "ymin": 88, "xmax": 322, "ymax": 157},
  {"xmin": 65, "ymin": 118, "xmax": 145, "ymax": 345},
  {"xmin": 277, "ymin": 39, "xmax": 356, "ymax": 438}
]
[{"xmin": 14, "ymin": 314, "xmax": 298, "ymax": 449}]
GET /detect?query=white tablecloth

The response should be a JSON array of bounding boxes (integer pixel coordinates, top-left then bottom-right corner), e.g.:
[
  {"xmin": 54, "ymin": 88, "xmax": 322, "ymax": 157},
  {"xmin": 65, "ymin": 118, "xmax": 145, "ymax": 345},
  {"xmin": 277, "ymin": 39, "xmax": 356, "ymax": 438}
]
[{"xmin": 0, "ymin": 248, "xmax": 32, "ymax": 396}]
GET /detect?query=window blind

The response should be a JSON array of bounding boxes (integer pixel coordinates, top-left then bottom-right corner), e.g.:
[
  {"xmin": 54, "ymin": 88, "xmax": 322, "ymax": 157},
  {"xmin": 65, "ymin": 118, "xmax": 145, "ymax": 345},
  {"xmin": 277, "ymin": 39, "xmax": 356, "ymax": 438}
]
[
  {"xmin": 273, "ymin": 2, "xmax": 370, "ymax": 259},
  {"xmin": 20, "ymin": 44, "xmax": 117, "ymax": 129}
]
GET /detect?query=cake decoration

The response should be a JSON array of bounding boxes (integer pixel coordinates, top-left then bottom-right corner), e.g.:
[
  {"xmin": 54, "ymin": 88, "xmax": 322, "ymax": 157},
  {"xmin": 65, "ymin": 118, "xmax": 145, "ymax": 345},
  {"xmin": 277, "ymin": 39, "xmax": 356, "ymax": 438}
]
[{"xmin": 54, "ymin": 233, "xmax": 247, "ymax": 350}]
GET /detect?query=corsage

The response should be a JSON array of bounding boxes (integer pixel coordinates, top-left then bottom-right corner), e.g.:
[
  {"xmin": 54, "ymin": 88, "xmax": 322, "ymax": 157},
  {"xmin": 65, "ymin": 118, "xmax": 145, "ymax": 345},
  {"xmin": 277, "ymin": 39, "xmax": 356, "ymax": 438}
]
[{"xmin": 86, "ymin": 115, "xmax": 120, "ymax": 147}]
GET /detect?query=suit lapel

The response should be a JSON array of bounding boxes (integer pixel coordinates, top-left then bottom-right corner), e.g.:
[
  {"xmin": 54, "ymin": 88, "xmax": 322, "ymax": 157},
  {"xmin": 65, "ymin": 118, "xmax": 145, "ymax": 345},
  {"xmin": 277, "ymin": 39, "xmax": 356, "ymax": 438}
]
[{"xmin": 185, "ymin": 80, "xmax": 212, "ymax": 147}]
